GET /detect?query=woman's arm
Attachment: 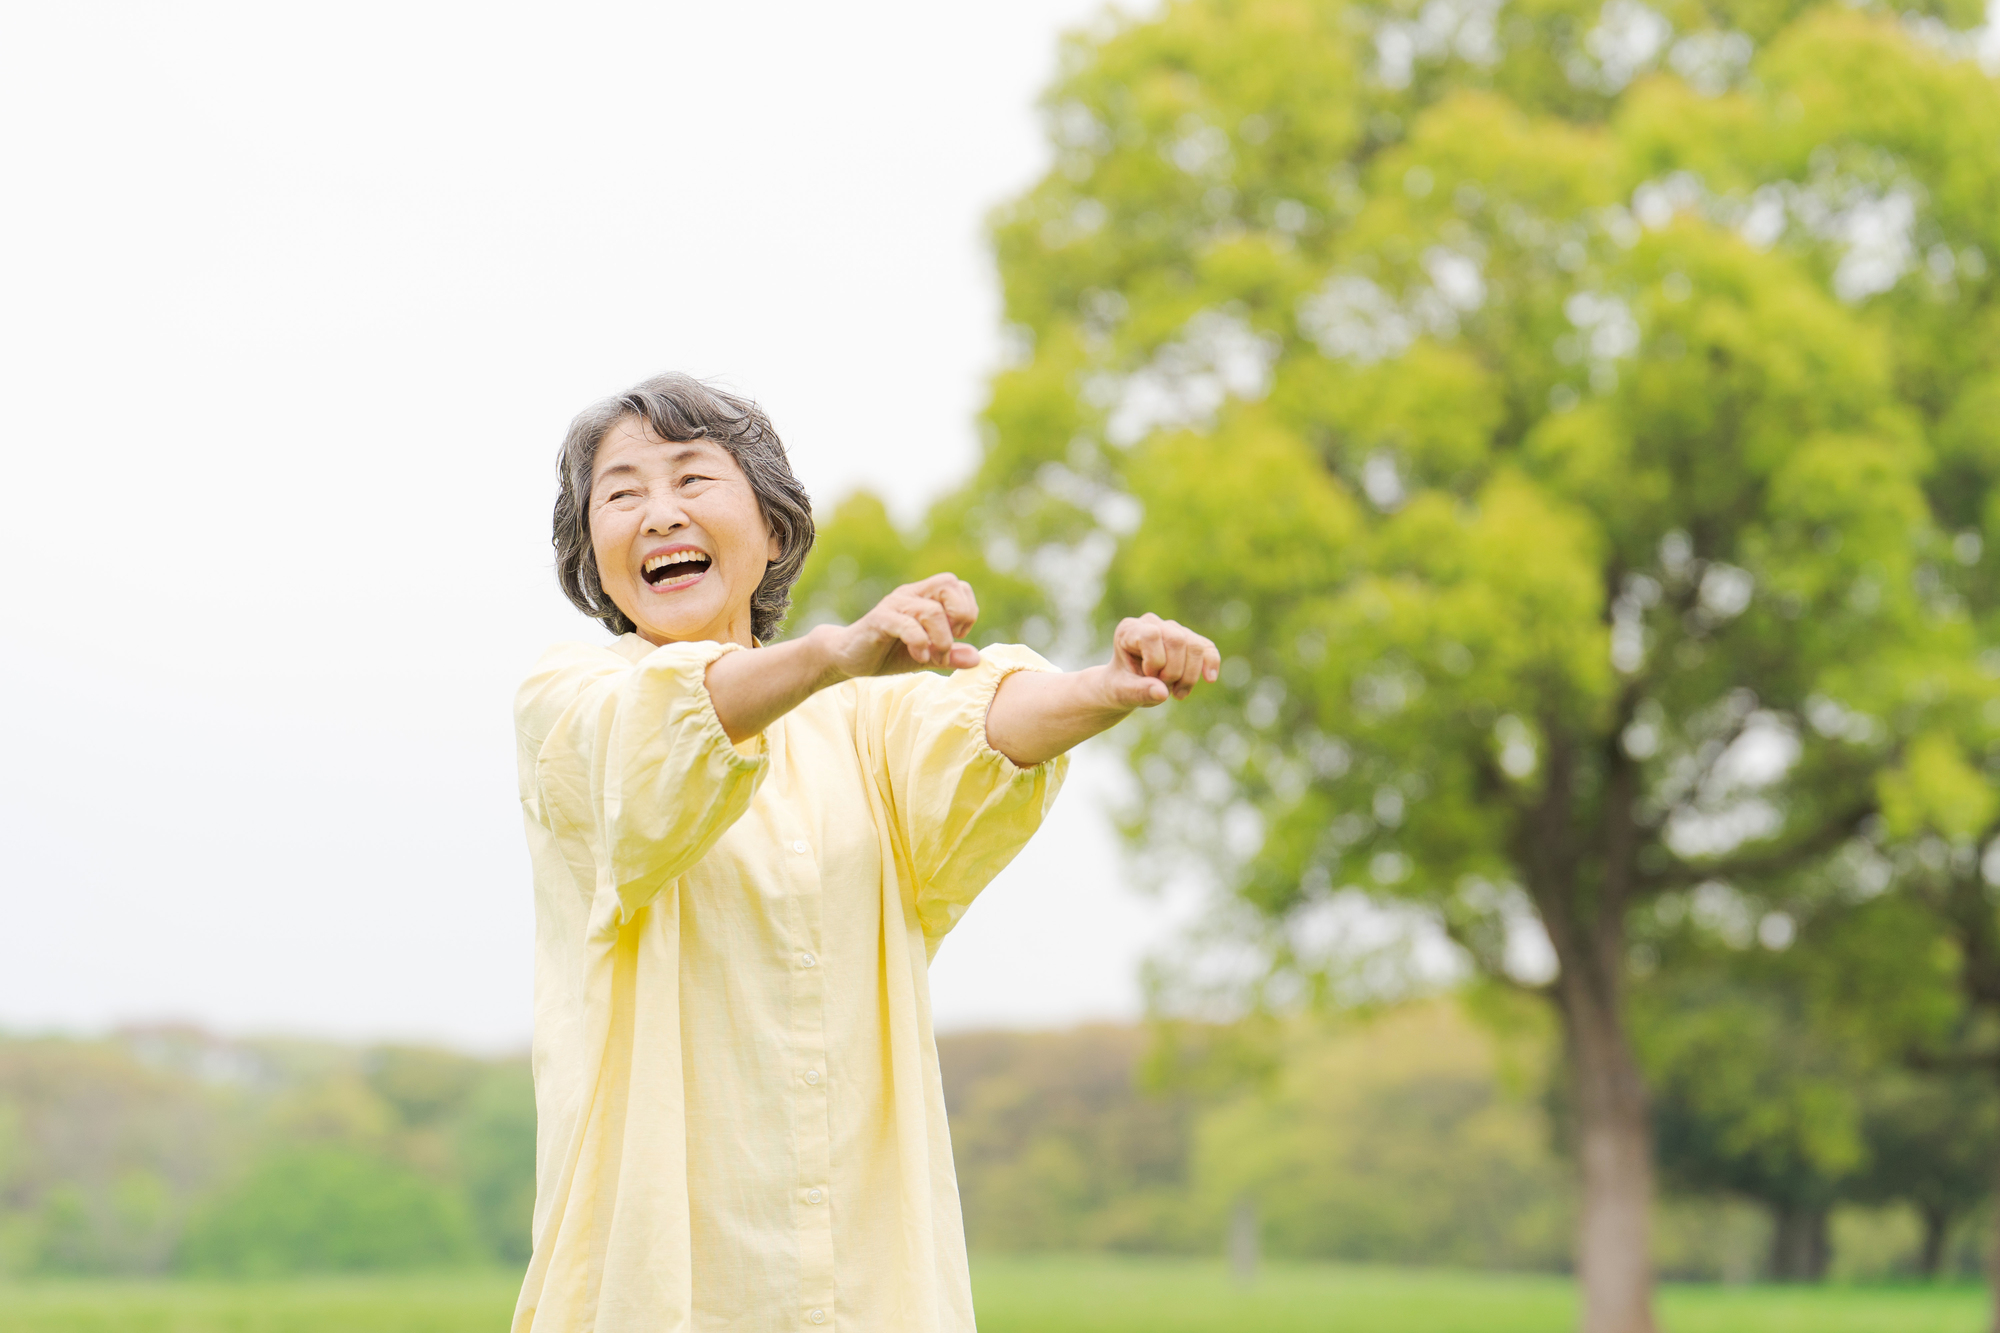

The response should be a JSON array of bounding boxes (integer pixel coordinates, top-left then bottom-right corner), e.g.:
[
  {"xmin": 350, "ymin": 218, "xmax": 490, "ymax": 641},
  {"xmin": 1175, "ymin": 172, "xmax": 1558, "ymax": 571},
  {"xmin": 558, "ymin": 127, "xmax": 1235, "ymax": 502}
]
[
  {"xmin": 704, "ymin": 573, "xmax": 985, "ymax": 743},
  {"xmin": 984, "ymin": 614, "xmax": 1220, "ymax": 767}
]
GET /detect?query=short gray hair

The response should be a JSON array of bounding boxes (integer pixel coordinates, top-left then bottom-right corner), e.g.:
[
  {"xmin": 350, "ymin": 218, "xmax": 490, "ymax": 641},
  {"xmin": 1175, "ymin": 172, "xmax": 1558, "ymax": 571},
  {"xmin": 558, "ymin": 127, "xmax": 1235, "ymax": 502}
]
[{"xmin": 553, "ymin": 374, "xmax": 815, "ymax": 644}]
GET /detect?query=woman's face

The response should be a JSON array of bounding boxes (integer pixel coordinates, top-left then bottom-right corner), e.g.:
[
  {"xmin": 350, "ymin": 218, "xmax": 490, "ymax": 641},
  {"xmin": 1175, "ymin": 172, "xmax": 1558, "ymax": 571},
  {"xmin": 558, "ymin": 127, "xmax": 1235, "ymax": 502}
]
[{"xmin": 588, "ymin": 415, "xmax": 781, "ymax": 647}]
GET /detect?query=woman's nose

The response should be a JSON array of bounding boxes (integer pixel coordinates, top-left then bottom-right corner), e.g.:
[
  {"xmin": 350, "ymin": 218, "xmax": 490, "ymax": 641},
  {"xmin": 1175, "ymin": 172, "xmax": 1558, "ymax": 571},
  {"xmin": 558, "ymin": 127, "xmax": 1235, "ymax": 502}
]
[{"xmin": 641, "ymin": 494, "xmax": 688, "ymax": 535}]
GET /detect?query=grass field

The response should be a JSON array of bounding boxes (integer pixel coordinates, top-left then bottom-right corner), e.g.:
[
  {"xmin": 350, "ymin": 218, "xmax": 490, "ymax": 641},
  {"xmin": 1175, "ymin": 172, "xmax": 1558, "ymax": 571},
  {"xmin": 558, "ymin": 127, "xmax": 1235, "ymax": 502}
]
[{"xmin": 0, "ymin": 1257, "xmax": 1984, "ymax": 1332}]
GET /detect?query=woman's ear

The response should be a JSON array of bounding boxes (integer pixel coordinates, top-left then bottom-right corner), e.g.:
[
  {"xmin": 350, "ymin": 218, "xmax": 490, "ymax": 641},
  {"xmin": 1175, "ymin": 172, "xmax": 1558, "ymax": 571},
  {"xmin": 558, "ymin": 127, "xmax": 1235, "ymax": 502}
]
[{"xmin": 767, "ymin": 528, "xmax": 783, "ymax": 563}]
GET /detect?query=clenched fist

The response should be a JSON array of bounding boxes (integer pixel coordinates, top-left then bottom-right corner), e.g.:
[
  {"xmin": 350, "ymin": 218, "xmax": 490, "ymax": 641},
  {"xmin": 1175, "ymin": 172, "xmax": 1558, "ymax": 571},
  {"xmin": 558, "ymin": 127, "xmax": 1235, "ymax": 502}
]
[
  {"xmin": 815, "ymin": 573, "xmax": 984, "ymax": 680},
  {"xmin": 1102, "ymin": 613, "xmax": 1221, "ymax": 708}
]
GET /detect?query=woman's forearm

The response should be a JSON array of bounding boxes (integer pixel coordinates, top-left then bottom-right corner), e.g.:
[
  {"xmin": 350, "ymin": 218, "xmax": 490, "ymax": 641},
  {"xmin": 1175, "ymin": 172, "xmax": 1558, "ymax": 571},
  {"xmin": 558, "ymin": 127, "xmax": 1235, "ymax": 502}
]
[
  {"xmin": 704, "ymin": 627, "xmax": 845, "ymax": 744},
  {"xmin": 984, "ymin": 666, "xmax": 1133, "ymax": 768}
]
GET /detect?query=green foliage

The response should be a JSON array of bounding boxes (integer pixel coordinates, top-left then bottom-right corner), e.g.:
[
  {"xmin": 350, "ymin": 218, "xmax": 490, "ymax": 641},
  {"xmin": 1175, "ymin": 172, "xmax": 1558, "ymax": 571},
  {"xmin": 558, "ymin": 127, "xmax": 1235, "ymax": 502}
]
[
  {"xmin": 942, "ymin": 1027, "xmax": 1201, "ymax": 1252},
  {"xmin": 176, "ymin": 1147, "xmax": 478, "ymax": 1276},
  {"xmin": 0, "ymin": 1037, "xmax": 230, "ymax": 1277},
  {"xmin": 789, "ymin": 491, "xmax": 918, "ymax": 631},
  {"xmin": 453, "ymin": 1066, "xmax": 537, "ymax": 1267},
  {"xmin": 0, "ymin": 1032, "xmax": 532, "ymax": 1279},
  {"xmin": 945, "ymin": 1001, "xmax": 1576, "ymax": 1270},
  {"xmin": 957, "ymin": 3, "xmax": 2000, "ymax": 1307},
  {"xmin": 787, "ymin": 488, "xmax": 1051, "ymax": 649},
  {"xmin": 1848, "ymin": 1069, "xmax": 1999, "ymax": 1272},
  {"xmin": 1190, "ymin": 1002, "xmax": 1573, "ymax": 1268},
  {"xmin": 960, "ymin": 0, "xmax": 2000, "ymax": 970},
  {"xmin": 1635, "ymin": 959, "xmax": 1870, "ymax": 1278}
]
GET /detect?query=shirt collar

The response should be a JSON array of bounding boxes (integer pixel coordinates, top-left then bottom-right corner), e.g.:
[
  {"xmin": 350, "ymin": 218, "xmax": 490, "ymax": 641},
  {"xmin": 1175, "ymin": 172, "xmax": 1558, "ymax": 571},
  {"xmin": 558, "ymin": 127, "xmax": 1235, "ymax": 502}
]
[{"xmin": 612, "ymin": 632, "xmax": 761, "ymax": 663}]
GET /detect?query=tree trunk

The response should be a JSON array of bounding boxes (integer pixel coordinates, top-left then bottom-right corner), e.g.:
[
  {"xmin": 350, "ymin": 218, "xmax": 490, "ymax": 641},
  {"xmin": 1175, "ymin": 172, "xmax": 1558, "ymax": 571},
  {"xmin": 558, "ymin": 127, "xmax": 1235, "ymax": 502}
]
[
  {"xmin": 1229, "ymin": 1197, "xmax": 1258, "ymax": 1287},
  {"xmin": 1919, "ymin": 1206, "xmax": 1949, "ymax": 1281},
  {"xmin": 1767, "ymin": 1204, "xmax": 1830, "ymax": 1282},
  {"xmin": 1988, "ymin": 1143, "xmax": 2000, "ymax": 1333},
  {"xmin": 1558, "ymin": 965, "xmax": 1658, "ymax": 1333}
]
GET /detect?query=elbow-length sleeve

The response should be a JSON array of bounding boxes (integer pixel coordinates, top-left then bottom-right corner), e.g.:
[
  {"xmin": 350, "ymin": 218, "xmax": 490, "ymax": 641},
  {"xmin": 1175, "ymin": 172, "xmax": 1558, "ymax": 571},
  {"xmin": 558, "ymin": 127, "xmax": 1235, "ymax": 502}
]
[
  {"xmin": 858, "ymin": 644, "xmax": 1069, "ymax": 954},
  {"xmin": 517, "ymin": 638, "xmax": 767, "ymax": 925}
]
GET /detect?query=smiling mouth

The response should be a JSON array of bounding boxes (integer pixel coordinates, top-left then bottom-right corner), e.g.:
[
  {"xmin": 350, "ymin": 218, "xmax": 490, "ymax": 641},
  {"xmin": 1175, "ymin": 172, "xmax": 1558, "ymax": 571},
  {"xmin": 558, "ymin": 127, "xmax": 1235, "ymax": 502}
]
[{"xmin": 642, "ymin": 550, "xmax": 713, "ymax": 588}]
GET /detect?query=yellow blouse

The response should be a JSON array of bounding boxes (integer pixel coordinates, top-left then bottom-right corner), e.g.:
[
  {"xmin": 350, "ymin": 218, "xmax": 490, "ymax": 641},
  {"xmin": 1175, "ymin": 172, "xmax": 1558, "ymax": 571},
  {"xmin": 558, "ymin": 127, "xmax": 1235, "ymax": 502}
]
[{"xmin": 510, "ymin": 634, "xmax": 1067, "ymax": 1333}]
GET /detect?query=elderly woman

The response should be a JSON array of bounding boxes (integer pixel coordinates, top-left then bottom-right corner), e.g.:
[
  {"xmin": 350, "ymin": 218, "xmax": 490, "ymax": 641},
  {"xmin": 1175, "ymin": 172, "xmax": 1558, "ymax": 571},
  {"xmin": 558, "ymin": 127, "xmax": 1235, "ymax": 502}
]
[{"xmin": 512, "ymin": 374, "xmax": 1217, "ymax": 1333}]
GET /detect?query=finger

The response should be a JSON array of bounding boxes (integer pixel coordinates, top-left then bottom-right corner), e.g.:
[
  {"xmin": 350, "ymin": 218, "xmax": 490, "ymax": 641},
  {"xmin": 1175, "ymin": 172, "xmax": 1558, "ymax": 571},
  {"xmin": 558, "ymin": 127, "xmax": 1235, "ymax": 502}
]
[
  {"xmin": 877, "ymin": 610, "xmax": 936, "ymax": 666},
  {"xmin": 1179, "ymin": 634, "xmax": 1219, "ymax": 696},
  {"xmin": 1138, "ymin": 622, "xmax": 1168, "ymax": 679},
  {"xmin": 900, "ymin": 595, "xmax": 956, "ymax": 660},
  {"xmin": 1203, "ymin": 641, "xmax": 1221, "ymax": 684},
  {"xmin": 1159, "ymin": 622, "xmax": 1191, "ymax": 695},
  {"xmin": 935, "ymin": 578, "xmax": 979, "ymax": 638},
  {"xmin": 1112, "ymin": 617, "xmax": 1140, "ymax": 670},
  {"xmin": 1117, "ymin": 672, "xmax": 1171, "ymax": 707},
  {"xmin": 904, "ymin": 571, "xmax": 963, "ymax": 602},
  {"xmin": 1114, "ymin": 614, "xmax": 1161, "ymax": 675},
  {"xmin": 944, "ymin": 643, "xmax": 981, "ymax": 670},
  {"xmin": 1172, "ymin": 630, "xmax": 1216, "ymax": 698}
]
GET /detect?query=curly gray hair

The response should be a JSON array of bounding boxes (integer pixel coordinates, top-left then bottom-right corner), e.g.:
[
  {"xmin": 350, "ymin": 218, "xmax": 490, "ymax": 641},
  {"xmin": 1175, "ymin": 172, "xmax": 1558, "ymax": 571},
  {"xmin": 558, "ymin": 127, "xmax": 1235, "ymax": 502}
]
[{"xmin": 553, "ymin": 374, "xmax": 815, "ymax": 644}]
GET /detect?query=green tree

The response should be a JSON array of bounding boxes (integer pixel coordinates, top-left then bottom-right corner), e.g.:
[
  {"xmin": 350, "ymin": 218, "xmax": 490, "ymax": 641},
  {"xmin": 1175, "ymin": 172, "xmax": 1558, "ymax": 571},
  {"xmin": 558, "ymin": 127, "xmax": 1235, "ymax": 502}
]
[
  {"xmin": 1848, "ymin": 1066, "xmax": 1998, "ymax": 1278},
  {"xmin": 1634, "ymin": 950, "xmax": 1871, "ymax": 1281},
  {"xmin": 1192, "ymin": 999, "xmax": 1574, "ymax": 1269},
  {"xmin": 0, "ymin": 1036, "xmax": 229, "ymax": 1276},
  {"xmin": 453, "ymin": 1062, "xmax": 538, "ymax": 1266},
  {"xmin": 940, "ymin": 1026, "xmax": 1201, "ymax": 1252},
  {"xmin": 929, "ymin": 1, "xmax": 2000, "ymax": 1329},
  {"xmin": 1633, "ymin": 881, "xmax": 1996, "ymax": 1282},
  {"xmin": 176, "ymin": 1146, "xmax": 480, "ymax": 1276}
]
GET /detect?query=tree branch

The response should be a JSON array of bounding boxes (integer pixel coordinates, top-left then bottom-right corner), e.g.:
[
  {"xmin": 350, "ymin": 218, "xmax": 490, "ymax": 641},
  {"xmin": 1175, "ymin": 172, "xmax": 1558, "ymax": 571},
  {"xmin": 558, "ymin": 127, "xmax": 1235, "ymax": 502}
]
[{"xmin": 1639, "ymin": 802, "xmax": 1875, "ymax": 891}]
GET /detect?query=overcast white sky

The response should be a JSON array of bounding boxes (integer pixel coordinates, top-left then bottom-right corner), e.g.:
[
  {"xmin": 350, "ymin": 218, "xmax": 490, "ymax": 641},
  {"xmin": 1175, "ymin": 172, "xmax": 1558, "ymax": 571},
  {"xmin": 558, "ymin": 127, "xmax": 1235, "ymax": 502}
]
[{"xmin": 0, "ymin": 0, "xmax": 1193, "ymax": 1050}]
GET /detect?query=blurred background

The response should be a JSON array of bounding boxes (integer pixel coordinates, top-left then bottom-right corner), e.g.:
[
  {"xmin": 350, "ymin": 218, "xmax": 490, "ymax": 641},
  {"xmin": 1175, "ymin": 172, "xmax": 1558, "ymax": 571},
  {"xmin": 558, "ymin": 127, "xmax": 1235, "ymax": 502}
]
[{"xmin": 6, "ymin": 1, "xmax": 2000, "ymax": 1331}]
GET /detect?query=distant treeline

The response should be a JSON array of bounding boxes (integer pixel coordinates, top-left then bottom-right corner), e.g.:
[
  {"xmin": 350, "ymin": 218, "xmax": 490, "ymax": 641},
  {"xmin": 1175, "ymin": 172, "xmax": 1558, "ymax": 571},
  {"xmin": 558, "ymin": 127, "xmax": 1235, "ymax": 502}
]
[
  {"xmin": 941, "ymin": 998, "xmax": 1989, "ymax": 1283},
  {"xmin": 0, "ymin": 999, "xmax": 1982, "ymax": 1279},
  {"xmin": 0, "ymin": 1029, "xmax": 534, "ymax": 1277}
]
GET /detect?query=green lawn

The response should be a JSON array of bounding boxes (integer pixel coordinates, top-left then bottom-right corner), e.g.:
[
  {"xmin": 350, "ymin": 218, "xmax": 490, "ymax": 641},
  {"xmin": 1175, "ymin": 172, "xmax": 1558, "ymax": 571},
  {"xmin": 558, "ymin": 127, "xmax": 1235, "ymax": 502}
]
[
  {"xmin": 972, "ymin": 1256, "xmax": 1986, "ymax": 1332},
  {"xmin": 0, "ymin": 1257, "xmax": 1983, "ymax": 1332},
  {"xmin": 0, "ymin": 1271, "xmax": 519, "ymax": 1333}
]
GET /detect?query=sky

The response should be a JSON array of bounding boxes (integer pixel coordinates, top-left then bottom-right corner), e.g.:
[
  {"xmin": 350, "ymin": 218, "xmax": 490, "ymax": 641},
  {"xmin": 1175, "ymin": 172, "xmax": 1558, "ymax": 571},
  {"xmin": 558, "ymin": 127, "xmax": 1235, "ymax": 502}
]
[{"xmin": 0, "ymin": 0, "xmax": 1194, "ymax": 1050}]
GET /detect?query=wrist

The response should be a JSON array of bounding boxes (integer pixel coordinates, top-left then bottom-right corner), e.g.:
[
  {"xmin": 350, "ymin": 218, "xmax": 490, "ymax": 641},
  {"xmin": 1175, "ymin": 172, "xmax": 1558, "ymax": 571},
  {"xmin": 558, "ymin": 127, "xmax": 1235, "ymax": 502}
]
[
  {"xmin": 1080, "ymin": 663, "xmax": 1137, "ymax": 718},
  {"xmin": 803, "ymin": 623, "xmax": 851, "ymax": 691}
]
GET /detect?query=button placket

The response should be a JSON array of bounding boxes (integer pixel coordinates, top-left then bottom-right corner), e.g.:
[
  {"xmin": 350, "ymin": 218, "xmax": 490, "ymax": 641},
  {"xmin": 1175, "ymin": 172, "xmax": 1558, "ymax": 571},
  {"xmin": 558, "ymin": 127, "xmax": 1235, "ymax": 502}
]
[{"xmin": 785, "ymin": 825, "xmax": 836, "ymax": 1328}]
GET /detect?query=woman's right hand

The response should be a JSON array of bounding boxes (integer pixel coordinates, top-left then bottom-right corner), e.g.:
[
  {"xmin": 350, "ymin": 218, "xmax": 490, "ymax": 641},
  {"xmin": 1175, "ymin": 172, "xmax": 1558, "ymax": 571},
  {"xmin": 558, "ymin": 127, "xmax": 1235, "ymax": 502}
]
[{"xmin": 815, "ymin": 573, "xmax": 983, "ymax": 680}]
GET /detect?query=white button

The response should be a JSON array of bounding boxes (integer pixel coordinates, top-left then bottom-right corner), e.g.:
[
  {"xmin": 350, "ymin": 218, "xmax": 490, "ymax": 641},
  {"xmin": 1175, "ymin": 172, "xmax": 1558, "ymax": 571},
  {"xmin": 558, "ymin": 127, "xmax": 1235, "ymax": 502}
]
[
  {"xmin": 792, "ymin": 839, "xmax": 808, "ymax": 854},
  {"xmin": 807, "ymin": 1188, "xmax": 824, "ymax": 1204},
  {"xmin": 800, "ymin": 952, "xmax": 817, "ymax": 968},
  {"xmin": 808, "ymin": 1311, "xmax": 826, "ymax": 1325},
  {"xmin": 803, "ymin": 1069, "xmax": 821, "ymax": 1086}
]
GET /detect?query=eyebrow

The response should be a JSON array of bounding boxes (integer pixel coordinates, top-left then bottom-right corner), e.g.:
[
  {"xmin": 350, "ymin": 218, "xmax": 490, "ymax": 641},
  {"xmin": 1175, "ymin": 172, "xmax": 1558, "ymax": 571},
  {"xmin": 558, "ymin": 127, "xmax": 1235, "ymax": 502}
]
[{"xmin": 592, "ymin": 445, "xmax": 719, "ymax": 491}]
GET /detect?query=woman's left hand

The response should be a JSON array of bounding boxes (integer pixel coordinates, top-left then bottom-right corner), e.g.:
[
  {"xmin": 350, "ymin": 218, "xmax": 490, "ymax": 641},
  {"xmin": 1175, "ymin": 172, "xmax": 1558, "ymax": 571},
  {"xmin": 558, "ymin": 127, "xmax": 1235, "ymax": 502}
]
[
  {"xmin": 1101, "ymin": 613, "xmax": 1221, "ymax": 708},
  {"xmin": 983, "ymin": 612, "xmax": 1220, "ymax": 766}
]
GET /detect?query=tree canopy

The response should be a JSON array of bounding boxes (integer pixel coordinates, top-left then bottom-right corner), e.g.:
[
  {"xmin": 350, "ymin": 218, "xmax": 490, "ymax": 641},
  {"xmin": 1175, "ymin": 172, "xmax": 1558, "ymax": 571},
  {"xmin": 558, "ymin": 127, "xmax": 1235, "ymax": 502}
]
[{"xmin": 796, "ymin": 1, "xmax": 2000, "ymax": 1327}]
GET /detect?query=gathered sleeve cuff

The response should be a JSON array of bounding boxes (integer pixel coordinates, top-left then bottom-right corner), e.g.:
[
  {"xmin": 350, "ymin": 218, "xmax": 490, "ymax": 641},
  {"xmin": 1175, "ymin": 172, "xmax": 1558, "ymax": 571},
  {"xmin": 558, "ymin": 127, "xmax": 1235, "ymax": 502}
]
[
  {"xmin": 519, "ymin": 638, "xmax": 768, "ymax": 926},
  {"xmin": 862, "ymin": 645, "xmax": 1070, "ymax": 956}
]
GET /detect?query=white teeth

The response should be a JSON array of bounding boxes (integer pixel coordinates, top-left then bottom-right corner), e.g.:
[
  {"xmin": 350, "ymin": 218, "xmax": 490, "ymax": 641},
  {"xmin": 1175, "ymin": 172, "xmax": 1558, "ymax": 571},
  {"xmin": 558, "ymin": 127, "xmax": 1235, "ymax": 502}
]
[{"xmin": 644, "ymin": 551, "xmax": 709, "ymax": 574}]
